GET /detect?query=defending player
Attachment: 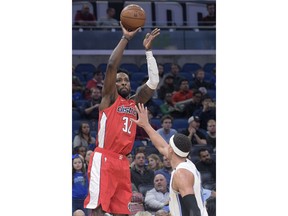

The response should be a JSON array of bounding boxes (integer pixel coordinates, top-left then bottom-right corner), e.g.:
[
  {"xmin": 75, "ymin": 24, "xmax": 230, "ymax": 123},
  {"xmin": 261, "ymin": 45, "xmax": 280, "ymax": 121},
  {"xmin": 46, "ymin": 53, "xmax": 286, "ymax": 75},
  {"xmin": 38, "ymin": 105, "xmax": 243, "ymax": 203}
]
[
  {"xmin": 84, "ymin": 23, "xmax": 161, "ymax": 216},
  {"xmin": 132, "ymin": 103, "xmax": 208, "ymax": 216}
]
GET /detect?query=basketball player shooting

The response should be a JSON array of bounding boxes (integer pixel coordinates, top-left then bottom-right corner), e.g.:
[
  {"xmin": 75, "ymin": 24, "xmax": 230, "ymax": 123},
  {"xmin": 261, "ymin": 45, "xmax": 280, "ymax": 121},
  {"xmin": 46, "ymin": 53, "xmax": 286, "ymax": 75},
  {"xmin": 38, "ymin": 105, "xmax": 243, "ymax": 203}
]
[
  {"xmin": 83, "ymin": 22, "xmax": 161, "ymax": 215},
  {"xmin": 132, "ymin": 103, "xmax": 209, "ymax": 216}
]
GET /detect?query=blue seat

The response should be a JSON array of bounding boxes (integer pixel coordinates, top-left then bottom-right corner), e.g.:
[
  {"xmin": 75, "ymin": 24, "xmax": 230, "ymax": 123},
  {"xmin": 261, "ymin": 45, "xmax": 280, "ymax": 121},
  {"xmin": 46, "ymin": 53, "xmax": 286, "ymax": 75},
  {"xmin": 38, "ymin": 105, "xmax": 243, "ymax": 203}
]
[
  {"xmin": 152, "ymin": 98, "xmax": 164, "ymax": 107},
  {"xmin": 97, "ymin": 63, "xmax": 107, "ymax": 73},
  {"xmin": 120, "ymin": 63, "xmax": 139, "ymax": 73},
  {"xmin": 75, "ymin": 63, "xmax": 96, "ymax": 74},
  {"xmin": 203, "ymin": 63, "xmax": 216, "ymax": 74},
  {"xmin": 150, "ymin": 118, "xmax": 161, "ymax": 128},
  {"xmin": 130, "ymin": 81, "xmax": 140, "ymax": 91},
  {"xmin": 206, "ymin": 90, "xmax": 216, "ymax": 100},
  {"xmin": 139, "ymin": 63, "xmax": 147, "ymax": 73},
  {"xmin": 163, "ymin": 63, "xmax": 172, "ymax": 73},
  {"xmin": 181, "ymin": 63, "xmax": 201, "ymax": 73},
  {"xmin": 74, "ymin": 99, "xmax": 88, "ymax": 108},
  {"xmin": 173, "ymin": 118, "xmax": 188, "ymax": 131},
  {"xmin": 179, "ymin": 72, "xmax": 192, "ymax": 82},
  {"xmin": 131, "ymin": 73, "xmax": 148, "ymax": 83},
  {"xmin": 72, "ymin": 110, "xmax": 81, "ymax": 120}
]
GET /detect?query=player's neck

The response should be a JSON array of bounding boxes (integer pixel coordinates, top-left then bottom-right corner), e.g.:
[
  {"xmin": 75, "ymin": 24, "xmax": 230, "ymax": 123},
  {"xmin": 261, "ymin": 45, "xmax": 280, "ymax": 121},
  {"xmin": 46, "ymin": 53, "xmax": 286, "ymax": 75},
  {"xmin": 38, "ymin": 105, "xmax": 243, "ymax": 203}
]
[{"xmin": 171, "ymin": 156, "xmax": 186, "ymax": 169}]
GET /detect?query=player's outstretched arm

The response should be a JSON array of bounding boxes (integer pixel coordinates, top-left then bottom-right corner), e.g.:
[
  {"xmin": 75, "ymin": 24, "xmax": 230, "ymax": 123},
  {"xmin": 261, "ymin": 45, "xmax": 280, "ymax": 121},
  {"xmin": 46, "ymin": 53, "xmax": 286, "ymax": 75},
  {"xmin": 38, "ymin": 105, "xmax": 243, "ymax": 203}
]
[
  {"xmin": 133, "ymin": 28, "xmax": 161, "ymax": 104},
  {"xmin": 132, "ymin": 103, "xmax": 169, "ymax": 157},
  {"xmin": 100, "ymin": 22, "xmax": 140, "ymax": 110}
]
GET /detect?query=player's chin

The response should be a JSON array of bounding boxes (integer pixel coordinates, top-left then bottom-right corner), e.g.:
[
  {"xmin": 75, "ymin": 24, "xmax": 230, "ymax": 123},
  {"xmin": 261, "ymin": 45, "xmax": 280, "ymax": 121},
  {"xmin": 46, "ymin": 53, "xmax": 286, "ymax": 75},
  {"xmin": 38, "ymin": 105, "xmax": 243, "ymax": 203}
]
[{"xmin": 119, "ymin": 89, "xmax": 130, "ymax": 98}]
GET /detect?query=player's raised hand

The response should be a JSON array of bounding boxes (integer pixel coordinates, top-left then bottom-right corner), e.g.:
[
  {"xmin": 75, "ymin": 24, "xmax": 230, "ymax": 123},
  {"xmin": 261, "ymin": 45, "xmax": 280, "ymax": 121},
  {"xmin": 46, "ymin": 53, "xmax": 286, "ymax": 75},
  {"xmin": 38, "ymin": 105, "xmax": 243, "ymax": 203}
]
[
  {"xmin": 143, "ymin": 28, "xmax": 160, "ymax": 50},
  {"xmin": 120, "ymin": 21, "xmax": 141, "ymax": 41},
  {"xmin": 131, "ymin": 103, "xmax": 150, "ymax": 128}
]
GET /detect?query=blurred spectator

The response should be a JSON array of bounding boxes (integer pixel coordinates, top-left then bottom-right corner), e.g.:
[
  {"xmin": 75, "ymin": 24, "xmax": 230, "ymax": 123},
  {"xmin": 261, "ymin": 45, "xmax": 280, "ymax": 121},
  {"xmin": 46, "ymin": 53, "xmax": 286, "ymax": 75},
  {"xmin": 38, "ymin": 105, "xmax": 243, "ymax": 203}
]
[
  {"xmin": 73, "ymin": 121, "xmax": 96, "ymax": 152},
  {"xmin": 147, "ymin": 154, "xmax": 163, "ymax": 172},
  {"xmin": 182, "ymin": 89, "xmax": 203, "ymax": 118},
  {"xmin": 193, "ymin": 95, "xmax": 216, "ymax": 130},
  {"xmin": 155, "ymin": 156, "xmax": 172, "ymax": 186},
  {"xmin": 199, "ymin": 3, "xmax": 216, "ymax": 27},
  {"xmin": 162, "ymin": 63, "xmax": 184, "ymax": 90},
  {"xmin": 157, "ymin": 74, "xmax": 175, "ymax": 100},
  {"xmin": 73, "ymin": 209, "xmax": 85, "ymax": 216},
  {"xmin": 98, "ymin": 7, "xmax": 119, "ymax": 27},
  {"xmin": 191, "ymin": 68, "xmax": 215, "ymax": 90},
  {"xmin": 72, "ymin": 154, "xmax": 89, "ymax": 215},
  {"xmin": 160, "ymin": 92, "xmax": 184, "ymax": 118},
  {"xmin": 179, "ymin": 116, "xmax": 207, "ymax": 145},
  {"xmin": 135, "ymin": 211, "xmax": 153, "ymax": 216},
  {"xmin": 136, "ymin": 108, "xmax": 159, "ymax": 141},
  {"xmin": 74, "ymin": 3, "xmax": 97, "ymax": 27},
  {"xmin": 127, "ymin": 153, "xmax": 135, "ymax": 168},
  {"xmin": 156, "ymin": 115, "xmax": 177, "ymax": 144},
  {"xmin": 82, "ymin": 87, "xmax": 102, "ymax": 120},
  {"xmin": 131, "ymin": 152, "xmax": 155, "ymax": 193},
  {"xmin": 144, "ymin": 174, "xmax": 169, "ymax": 214},
  {"xmin": 206, "ymin": 197, "xmax": 216, "ymax": 216},
  {"xmin": 196, "ymin": 148, "xmax": 216, "ymax": 182},
  {"xmin": 72, "ymin": 65, "xmax": 85, "ymax": 99},
  {"xmin": 84, "ymin": 150, "xmax": 93, "ymax": 170},
  {"xmin": 206, "ymin": 119, "xmax": 216, "ymax": 151},
  {"xmin": 155, "ymin": 209, "xmax": 170, "ymax": 216},
  {"xmin": 157, "ymin": 63, "xmax": 165, "ymax": 88},
  {"xmin": 172, "ymin": 79, "xmax": 193, "ymax": 103},
  {"xmin": 85, "ymin": 69, "xmax": 104, "ymax": 99},
  {"xmin": 75, "ymin": 146, "xmax": 87, "ymax": 159}
]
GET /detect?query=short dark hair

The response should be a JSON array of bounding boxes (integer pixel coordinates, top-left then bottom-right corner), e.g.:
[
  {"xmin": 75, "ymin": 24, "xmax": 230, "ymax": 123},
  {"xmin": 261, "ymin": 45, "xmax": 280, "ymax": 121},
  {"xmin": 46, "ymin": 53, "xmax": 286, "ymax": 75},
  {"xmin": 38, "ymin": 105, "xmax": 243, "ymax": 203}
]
[
  {"xmin": 117, "ymin": 68, "xmax": 131, "ymax": 79},
  {"xmin": 173, "ymin": 133, "xmax": 191, "ymax": 153},
  {"xmin": 198, "ymin": 148, "xmax": 209, "ymax": 156},
  {"xmin": 161, "ymin": 114, "xmax": 173, "ymax": 124}
]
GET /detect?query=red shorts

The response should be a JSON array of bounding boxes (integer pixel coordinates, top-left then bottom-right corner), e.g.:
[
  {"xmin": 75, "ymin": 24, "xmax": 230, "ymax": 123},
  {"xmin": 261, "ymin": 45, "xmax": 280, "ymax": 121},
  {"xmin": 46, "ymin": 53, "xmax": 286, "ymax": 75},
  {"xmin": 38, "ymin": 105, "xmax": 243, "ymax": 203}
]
[{"xmin": 84, "ymin": 148, "xmax": 132, "ymax": 214}]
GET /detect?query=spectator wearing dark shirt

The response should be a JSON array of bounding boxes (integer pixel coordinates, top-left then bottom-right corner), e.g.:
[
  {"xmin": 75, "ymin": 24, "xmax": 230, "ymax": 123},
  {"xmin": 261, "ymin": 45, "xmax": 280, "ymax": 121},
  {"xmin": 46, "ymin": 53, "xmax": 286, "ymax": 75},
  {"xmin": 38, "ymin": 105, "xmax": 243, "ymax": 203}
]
[
  {"xmin": 82, "ymin": 87, "xmax": 102, "ymax": 120},
  {"xmin": 179, "ymin": 116, "xmax": 207, "ymax": 146},
  {"xmin": 191, "ymin": 68, "xmax": 215, "ymax": 91},
  {"xmin": 131, "ymin": 152, "xmax": 155, "ymax": 193},
  {"xmin": 74, "ymin": 3, "xmax": 97, "ymax": 27},
  {"xmin": 199, "ymin": 3, "xmax": 216, "ymax": 28},
  {"xmin": 195, "ymin": 148, "xmax": 216, "ymax": 182}
]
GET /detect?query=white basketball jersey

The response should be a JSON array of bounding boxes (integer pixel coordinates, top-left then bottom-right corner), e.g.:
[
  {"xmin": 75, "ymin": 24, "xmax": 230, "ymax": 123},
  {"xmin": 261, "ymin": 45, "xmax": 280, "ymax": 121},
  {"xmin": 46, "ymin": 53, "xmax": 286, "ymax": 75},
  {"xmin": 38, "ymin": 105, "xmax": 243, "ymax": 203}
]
[{"xmin": 169, "ymin": 159, "xmax": 208, "ymax": 216}]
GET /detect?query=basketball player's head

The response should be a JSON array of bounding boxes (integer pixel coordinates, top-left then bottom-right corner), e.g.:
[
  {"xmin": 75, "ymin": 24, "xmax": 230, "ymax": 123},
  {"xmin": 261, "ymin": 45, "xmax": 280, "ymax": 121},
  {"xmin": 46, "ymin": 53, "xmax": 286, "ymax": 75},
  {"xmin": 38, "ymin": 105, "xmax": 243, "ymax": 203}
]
[
  {"xmin": 116, "ymin": 68, "xmax": 131, "ymax": 98},
  {"xmin": 168, "ymin": 133, "xmax": 191, "ymax": 158}
]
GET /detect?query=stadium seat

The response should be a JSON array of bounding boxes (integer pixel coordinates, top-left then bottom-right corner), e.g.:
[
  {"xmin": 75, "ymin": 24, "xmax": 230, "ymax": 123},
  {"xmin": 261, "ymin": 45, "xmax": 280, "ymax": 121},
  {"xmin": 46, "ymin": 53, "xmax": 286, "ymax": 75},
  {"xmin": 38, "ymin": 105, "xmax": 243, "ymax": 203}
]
[
  {"xmin": 139, "ymin": 63, "xmax": 147, "ymax": 73},
  {"xmin": 173, "ymin": 118, "xmax": 188, "ymax": 131},
  {"xmin": 90, "ymin": 130, "xmax": 97, "ymax": 139},
  {"xmin": 74, "ymin": 99, "xmax": 88, "ymax": 108},
  {"xmin": 181, "ymin": 63, "xmax": 201, "ymax": 73},
  {"xmin": 179, "ymin": 72, "xmax": 192, "ymax": 81},
  {"xmin": 75, "ymin": 63, "xmax": 96, "ymax": 74},
  {"xmin": 206, "ymin": 90, "xmax": 216, "ymax": 101},
  {"xmin": 152, "ymin": 98, "xmax": 164, "ymax": 107},
  {"xmin": 163, "ymin": 63, "xmax": 172, "ymax": 73},
  {"xmin": 130, "ymin": 81, "xmax": 140, "ymax": 91},
  {"xmin": 150, "ymin": 118, "xmax": 161, "ymax": 128},
  {"xmin": 72, "ymin": 110, "xmax": 81, "ymax": 120},
  {"xmin": 203, "ymin": 63, "xmax": 216, "ymax": 74},
  {"xmin": 120, "ymin": 63, "xmax": 140, "ymax": 73},
  {"xmin": 97, "ymin": 63, "xmax": 107, "ymax": 73},
  {"xmin": 131, "ymin": 73, "xmax": 148, "ymax": 83}
]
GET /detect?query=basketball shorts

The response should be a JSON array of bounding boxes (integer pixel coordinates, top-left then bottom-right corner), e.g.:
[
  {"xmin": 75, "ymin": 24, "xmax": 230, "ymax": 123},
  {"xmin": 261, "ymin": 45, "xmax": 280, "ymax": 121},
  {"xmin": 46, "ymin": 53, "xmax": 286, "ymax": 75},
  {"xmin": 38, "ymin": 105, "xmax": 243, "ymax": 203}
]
[{"xmin": 84, "ymin": 147, "xmax": 132, "ymax": 214}]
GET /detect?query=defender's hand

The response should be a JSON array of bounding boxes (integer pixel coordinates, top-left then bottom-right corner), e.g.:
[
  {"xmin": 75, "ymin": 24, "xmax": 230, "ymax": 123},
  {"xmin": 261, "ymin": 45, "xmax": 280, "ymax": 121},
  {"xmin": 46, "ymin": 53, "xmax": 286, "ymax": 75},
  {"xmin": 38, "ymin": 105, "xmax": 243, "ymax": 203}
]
[{"xmin": 143, "ymin": 28, "xmax": 160, "ymax": 50}]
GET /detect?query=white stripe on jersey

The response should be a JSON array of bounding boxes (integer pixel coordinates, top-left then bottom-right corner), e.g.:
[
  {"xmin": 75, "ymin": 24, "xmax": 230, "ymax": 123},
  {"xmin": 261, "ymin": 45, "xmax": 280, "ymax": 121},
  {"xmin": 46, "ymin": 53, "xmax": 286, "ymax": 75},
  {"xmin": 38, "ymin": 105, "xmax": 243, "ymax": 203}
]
[
  {"xmin": 86, "ymin": 152, "xmax": 102, "ymax": 208},
  {"xmin": 98, "ymin": 113, "xmax": 107, "ymax": 148}
]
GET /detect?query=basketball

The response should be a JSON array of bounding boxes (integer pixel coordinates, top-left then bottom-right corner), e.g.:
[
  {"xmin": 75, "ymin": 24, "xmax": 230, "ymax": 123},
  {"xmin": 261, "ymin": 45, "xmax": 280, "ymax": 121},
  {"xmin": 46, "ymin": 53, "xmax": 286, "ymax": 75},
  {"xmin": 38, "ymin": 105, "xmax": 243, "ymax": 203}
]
[{"xmin": 120, "ymin": 4, "xmax": 146, "ymax": 31}]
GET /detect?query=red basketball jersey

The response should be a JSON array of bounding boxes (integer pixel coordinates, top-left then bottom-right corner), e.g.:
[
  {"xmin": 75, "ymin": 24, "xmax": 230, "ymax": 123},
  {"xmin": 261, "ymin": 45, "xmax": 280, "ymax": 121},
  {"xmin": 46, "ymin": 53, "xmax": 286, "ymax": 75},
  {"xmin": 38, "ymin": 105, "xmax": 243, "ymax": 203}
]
[{"xmin": 96, "ymin": 95, "xmax": 137, "ymax": 155}]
